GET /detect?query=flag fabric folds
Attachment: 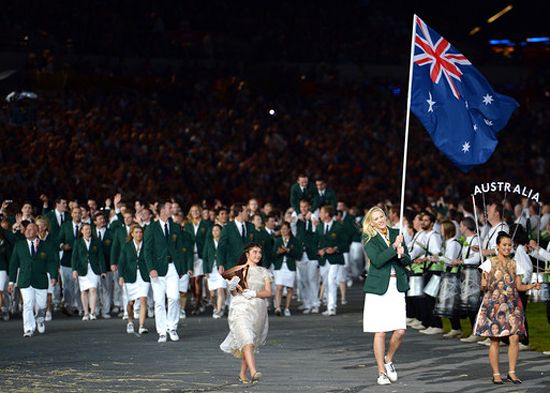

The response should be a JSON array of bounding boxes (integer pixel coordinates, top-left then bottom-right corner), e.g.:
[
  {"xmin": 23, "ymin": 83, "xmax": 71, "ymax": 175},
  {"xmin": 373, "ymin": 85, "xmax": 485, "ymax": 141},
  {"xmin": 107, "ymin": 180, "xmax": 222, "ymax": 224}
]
[{"xmin": 410, "ymin": 15, "xmax": 519, "ymax": 172}]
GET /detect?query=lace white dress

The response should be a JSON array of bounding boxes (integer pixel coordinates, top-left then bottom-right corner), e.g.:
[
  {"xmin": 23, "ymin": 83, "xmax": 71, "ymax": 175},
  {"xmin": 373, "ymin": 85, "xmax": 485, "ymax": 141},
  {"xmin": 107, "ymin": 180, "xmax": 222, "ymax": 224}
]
[{"xmin": 220, "ymin": 265, "xmax": 272, "ymax": 358}]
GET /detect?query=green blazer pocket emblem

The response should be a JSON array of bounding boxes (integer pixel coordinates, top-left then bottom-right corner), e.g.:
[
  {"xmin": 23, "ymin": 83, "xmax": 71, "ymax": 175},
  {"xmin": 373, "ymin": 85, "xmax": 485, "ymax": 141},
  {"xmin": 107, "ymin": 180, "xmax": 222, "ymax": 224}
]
[
  {"xmin": 104, "ymin": 239, "xmax": 111, "ymax": 246},
  {"xmin": 40, "ymin": 252, "xmax": 47, "ymax": 259},
  {"xmin": 201, "ymin": 227, "xmax": 206, "ymax": 233},
  {"xmin": 248, "ymin": 234, "xmax": 254, "ymax": 240},
  {"xmin": 93, "ymin": 246, "xmax": 97, "ymax": 252},
  {"xmin": 331, "ymin": 233, "xmax": 337, "ymax": 239},
  {"xmin": 172, "ymin": 234, "xmax": 178, "ymax": 241}
]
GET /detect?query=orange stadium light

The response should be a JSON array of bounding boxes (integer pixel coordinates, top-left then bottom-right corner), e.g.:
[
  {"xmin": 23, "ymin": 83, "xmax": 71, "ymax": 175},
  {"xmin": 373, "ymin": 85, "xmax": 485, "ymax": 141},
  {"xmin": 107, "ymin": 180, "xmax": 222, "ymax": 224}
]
[{"xmin": 487, "ymin": 5, "xmax": 513, "ymax": 23}]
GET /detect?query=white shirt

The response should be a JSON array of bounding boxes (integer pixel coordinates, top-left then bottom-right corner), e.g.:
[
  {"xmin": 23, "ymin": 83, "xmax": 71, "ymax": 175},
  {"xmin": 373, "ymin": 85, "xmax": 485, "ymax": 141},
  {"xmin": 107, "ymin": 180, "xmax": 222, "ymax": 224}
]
[
  {"xmin": 96, "ymin": 227, "xmax": 106, "ymax": 240},
  {"xmin": 84, "ymin": 238, "xmax": 91, "ymax": 250},
  {"xmin": 323, "ymin": 219, "xmax": 334, "ymax": 234},
  {"xmin": 56, "ymin": 210, "xmax": 64, "ymax": 226},
  {"xmin": 27, "ymin": 238, "xmax": 39, "ymax": 255},
  {"xmin": 461, "ymin": 234, "xmax": 481, "ymax": 265},
  {"xmin": 514, "ymin": 245, "xmax": 533, "ymax": 283},
  {"xmin": 440, "ymin": 238, "xmax": 462, "ymax": 266},
  {"xmin": 482, "ymin": 222, "xmax": 509, "ymax": 250},
  {"xmin": 234, "ymin": 218, "xmax": 246, "ymax": 237},
  {"xmin": 133, "ymin": 240, "xmax": 142, "ymax": 257},
  {"xmin": 72, "ymin": 222, "xmax": 81, "ymax": 237},
  {"xmin": 158, "ymin": 218, "xmax": 169, "ymax": 236}
]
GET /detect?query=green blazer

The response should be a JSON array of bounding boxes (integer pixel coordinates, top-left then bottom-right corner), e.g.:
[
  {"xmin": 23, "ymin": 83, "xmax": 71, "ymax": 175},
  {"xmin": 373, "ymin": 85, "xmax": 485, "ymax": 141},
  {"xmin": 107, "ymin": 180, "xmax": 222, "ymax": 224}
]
[
  {"xmin": 316, "ymin": 221, "xmax": 345, "ymax": 266},
  {"xmin": 184, "ymin": 220, "xmax": 212, "ymax": 259},
  {"xmin": 144, "ymin": 220, "xmax": 189, "ymax": 276},
  {"xmin": 44, "ymin": 210, "xmax": 68, "ymax": 239},
  {"xmin": 295, "ymin": 219, "xmax": 318, "ymax": 260},
  {"xmin": 119, "ymin": 240, "xmax": 149, "ymax": 283},
  {"xmin": 311, "ymin": 188, "xmax": 337, "ymax": 212},
  {"xmin": 9, "ymin": 239, "xmax": 59, "ymax": 289},
  {"xmin": 71, "ymin": 237, "xmax": 106, "ymax": 276},
  {"xmin": 110, "ymin": 225, "xmax": 131, "ymax": 266},
  {"xmin": 93, "ymin": 227, "xmax": 114, "ymax": 272},
  {"xmin": 218, "ymin": 220, "xmax": 255, "ymax": 269},
  {"xmin": 58, "ymin": 221, "xmax": 81, "ymax": 267},
  {"xmin": 202, "ymin": 236, "xmax": 220, "ymax": 274},
  {"xmin": 339, "ymin": 213, "xmax": 357, "ymax": 253},
  {"xmin": 253, "ymin": 228, "xmax": 274, "ymax": 268},
  {"xmin": 363, "ymin": 228, "xmax": 411, "ymax": 295},
  {"xmin": 272, "ymin": 236, "xmax": 302, "ymax": 271},
  {"xmin": 289, "ymin": 182, "xmax": 317, "ymax": 212}
]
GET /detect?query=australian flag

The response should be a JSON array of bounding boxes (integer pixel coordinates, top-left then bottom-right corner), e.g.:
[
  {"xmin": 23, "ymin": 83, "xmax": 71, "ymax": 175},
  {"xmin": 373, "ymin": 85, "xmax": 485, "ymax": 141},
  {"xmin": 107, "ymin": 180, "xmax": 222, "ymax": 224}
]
[{"xmin": 410, "ymin": 15, "xmax": 519, "ymax": 172}]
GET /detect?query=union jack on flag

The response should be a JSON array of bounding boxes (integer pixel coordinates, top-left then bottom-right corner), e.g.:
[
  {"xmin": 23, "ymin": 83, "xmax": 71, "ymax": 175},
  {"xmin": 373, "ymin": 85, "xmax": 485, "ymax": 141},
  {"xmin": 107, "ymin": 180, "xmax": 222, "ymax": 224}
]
[{"xmin": 410, "ymin": 15, "xmax": 519, "ymax": 172}]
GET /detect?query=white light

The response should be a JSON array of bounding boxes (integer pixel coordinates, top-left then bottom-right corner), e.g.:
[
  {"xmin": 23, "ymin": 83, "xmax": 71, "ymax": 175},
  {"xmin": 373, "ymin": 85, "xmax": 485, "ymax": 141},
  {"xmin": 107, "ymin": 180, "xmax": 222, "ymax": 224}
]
[{"xmin": 268, "ymin": 109, "xmax": 275, "ymax": 116}]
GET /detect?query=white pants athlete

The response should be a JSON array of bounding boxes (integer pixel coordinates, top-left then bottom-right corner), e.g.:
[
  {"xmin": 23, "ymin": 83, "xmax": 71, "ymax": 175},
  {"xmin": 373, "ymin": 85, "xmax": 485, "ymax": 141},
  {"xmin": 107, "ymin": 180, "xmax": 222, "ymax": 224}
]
[
  {"xmin": 297, "ymin": 253, "xmax": 320, "ymax": 310},
  {"xmin": 151, "ymin": 263, "xmax": 180, "ymax": 335},
  {"xmin": 21, "ymin": 286, "xmax": 47, "ymax": 333}
]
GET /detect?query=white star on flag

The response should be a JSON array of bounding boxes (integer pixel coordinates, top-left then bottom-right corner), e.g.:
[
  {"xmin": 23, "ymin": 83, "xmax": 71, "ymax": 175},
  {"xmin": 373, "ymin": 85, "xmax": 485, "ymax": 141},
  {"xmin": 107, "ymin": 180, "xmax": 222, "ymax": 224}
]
[
  {"xmin": 484, "ymin": 118, "xmax": 493, "ymax": 126},
  {"xmin": 482, "ymin": 94, "xmax": 494, "ymax": 105},
  {"xmin": 473, "ymin": 124, "xmax": 478, "ymax": 131},
  {"xmin": 461, "ymin": 141, "xmax": 470, "ymax": 153},
  {"xmin": 426, "ymin": 92, "xmax": 436, "ymax": 112}
]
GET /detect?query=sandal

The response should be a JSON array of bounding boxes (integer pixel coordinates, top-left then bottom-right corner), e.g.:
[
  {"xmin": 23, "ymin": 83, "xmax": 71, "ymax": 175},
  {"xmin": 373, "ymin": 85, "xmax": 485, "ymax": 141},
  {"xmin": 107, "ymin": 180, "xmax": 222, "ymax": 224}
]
[
  {"xmin": 251, "ymin": 372, "xmax": 262, "ymax": 383},
  {"xmin": 238, "ymin": 377, "xmax": 249, "ymax": 384},
  {"xmin": 492, "ymin": 373, "xmax": 503, "ymax": 385},
  {"xmin": 507, "ymin": 371, "xmax": 522, "ymax": 384}
]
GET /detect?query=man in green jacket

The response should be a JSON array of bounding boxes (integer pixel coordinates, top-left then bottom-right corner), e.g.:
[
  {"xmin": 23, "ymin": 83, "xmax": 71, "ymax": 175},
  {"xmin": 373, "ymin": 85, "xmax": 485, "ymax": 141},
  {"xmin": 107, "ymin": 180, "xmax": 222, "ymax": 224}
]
[
  {"xmin": 110, "ymin": 210, "xmax": 134, "ymax": 317},
  {"xmin": 311, "ymin": 179, "xmax": 337, "ymax": 213},
  {"xmin": 144, "ymin": 201, "xmax": 190, "ymax": 343},
  {"xmin": 93, "ymin": 212, "xmax": 115, "ymax": 319},
  {"xmin": 8, "ymin": 223, "xmax": 58, "ymax": 337},
  {"xmin": 57, "ymin": 206, "xmax": 83, "ymax": 315},
  {"xmin": 218, "ymin": 204, "xmax": 255, "ymax": 271},
  {"xmin": 289, "ymin": 174, "xmax": 316, "ymax": 213},
  {"xmin": 316, "ymin": 205, "xmax": 345, "ymax": 316}
]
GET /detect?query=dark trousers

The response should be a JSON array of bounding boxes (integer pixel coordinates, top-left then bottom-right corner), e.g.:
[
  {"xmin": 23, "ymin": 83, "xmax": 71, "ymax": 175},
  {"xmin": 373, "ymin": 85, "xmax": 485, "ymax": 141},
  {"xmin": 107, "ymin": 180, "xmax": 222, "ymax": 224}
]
[
  {"xmin": 519, "ymin": 291, "xmax": 529, "ymax": 345},
  {"xmin": 420, "ymin": 271, "xmax": 442, "ymax": 328},
  {"xmin": 406, "ymin": 296, "xmax": 417, "ymax": 319}
]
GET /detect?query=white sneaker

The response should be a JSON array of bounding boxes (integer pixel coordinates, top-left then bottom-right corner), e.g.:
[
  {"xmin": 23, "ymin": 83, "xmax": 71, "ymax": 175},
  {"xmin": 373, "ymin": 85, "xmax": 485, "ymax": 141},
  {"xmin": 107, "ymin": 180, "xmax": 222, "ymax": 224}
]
[
  {"xmin": 411, "ymin": 322, "xmax": 426, "ymax": 330},
  {"xmin": 478, "ymin": 337, "xmax": 492, "ymax": 346},
  {"xmin": 212, "ymin": 311, "xmax": 221, "ymax": 319},
  {"xmin": 421, "ymin": 327, "xmax": 443, "ymax": 335},
  {"xmin": 45, "ymin": 311, "xmax": 52, "ymax": 322},
  {"xmin": 179, "ymin": 310, "xmax": 186, "ymax": 320},
  {"xmin": 419, "ymin": 327, "xmax": 433, "ymax": 334},
  {"xmin": 82, "ymin": 314, "xmax": 90, "ymax": 321},
  {"xmin": 310, "ymin": 307, "xmax": 319, "ymax": 314},
  {"xmin": 321, "ymin": 308, "xmax": 336, "ymax": 316},
  {"xmin": 89, "ymin": 313, "xmax": 97, "ymax": 320},
  {"xmin": 133, "ymin": 312, "xmax": 139, "ymax": 320},
  {"xmin": 147, "ymin": 308, "xmax": 154, "ymax": 318},
  {"xmin": 518, "ymin": 343, "xmax": 530, "ymax": 351},
  {"xmin": 543, "ymin": 351, "xmax": 550, "ymax": 355},
  {"xmin": 122, "ymin": 312, "xmax": 128, "ymax": 320},
  {"xmin": 460, "ymin": 334, "xmax": 484, "ymax": 343},
  {"xmin": 168, "ymin": 330, "xmax": 179, "ymax": 341},
  {"xmin": 284, "ymin": 308, "xmax": 291, "ymax": 317},
  {"xmin": 346, "ymin": 279, "xmax": 353, "ymax": 288},
  {"xmin": 23, "ymin": 330, "xmax": 33, "ymax": 338},
  {"xmin": 37, "ymin": 321, "xmax": 46, "ymax": 334},
  {"xmin": 341, "ymin": 299, "xmax": 348, "ymax": 305},
  {"xmin": 126, "ymin": 322, "xmax": 134, "ymax": 334},
  {"xmin": 158, "ymin": 334, "xmax": 167, "ymax": 343},
  {"xmin": 407, "ymin": 318, "xmax": 420, "ymax": 327},
  {"xmin": 406, "ymin": 317, "xmax": 414, "ymax": 324},
  {"xmin": 443, "ymin": 329, "xmax": 462, "ymax": 338},
  {"xmin": 384, "ymin": 356, "xmax": 397, "ymax": 382},
  {"xmin": 112, "ymin": 306, "xmax": 120, "ymax": 314},
  {"xmin": 377, "ymin": 373, "xmax": 391, "ymax": 385},
  {"xmin": 138, "ymin": 326, "xmax": 148, "ymax": 334},
  {"xmin": 102, "ymin": 313, "xmax": 111, "ymax": 319}
]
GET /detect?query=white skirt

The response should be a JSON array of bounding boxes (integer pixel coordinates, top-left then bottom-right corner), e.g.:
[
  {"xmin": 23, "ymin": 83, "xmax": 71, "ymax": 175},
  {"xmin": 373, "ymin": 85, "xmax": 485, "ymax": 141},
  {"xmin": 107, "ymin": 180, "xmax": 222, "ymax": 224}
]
[
  {"xmin": 125, "ymin": 273, "xmax": 150, "ymax": 301},
  {"xmin": 178, "ymin": 274, "xmax": 190, "ymax": 292},
  {"xmin": 193, "ymin": 255, "xmax": 204, "ymax": 276},
  {"xmin": 363, "ymin": 277, "xmax": 406, "ymax": 333},
  {"xmin": 78, "ymin": 264, "xmax": 99, "ymax": 291},
  {"xmin": 0, "ymin": 270, "xmax": 8, "ymax": 290},
  {"xmin": 207, "ymin": 263, "xmax": 227, "ymax": 291},
  {"xmin": 274, "ymin": 263, "xmax": 296, "ymax": 288}
]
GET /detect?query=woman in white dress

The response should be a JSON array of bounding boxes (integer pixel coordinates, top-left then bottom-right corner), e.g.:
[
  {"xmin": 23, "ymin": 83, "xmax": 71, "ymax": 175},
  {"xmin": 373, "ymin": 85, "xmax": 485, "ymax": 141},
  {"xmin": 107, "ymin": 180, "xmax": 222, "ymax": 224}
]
[
  {"xmin": 71, "ymin": 223, "xmax": 106, "ymax": 320},
  {"xmin": 118, "ymin": 224, "xmax": 150, "ymax": 335},
  {"xmin": 203, "ymin": 224, "xmax": 226, "ymax": 318},
  {"xmin": 220, "ymin": 243, "xmax": 272, "ymax": 384},
  {"xmin": 362, "ymin": 207, "xmax": 410, "ymax": 386}
]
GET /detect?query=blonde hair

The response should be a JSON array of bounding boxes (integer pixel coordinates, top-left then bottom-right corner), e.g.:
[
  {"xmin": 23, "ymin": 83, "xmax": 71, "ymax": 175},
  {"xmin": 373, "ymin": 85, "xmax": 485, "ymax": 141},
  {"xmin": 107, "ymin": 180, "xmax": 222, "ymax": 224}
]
[{"xmin": 362, "ymin": 206, "xmax": 386, "ymax": 243}]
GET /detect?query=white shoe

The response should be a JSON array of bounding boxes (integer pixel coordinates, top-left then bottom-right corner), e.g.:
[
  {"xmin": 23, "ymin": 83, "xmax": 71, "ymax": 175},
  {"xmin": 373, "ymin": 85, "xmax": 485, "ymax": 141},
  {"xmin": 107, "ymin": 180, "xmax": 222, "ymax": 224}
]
[
  {"xmin": 23, "ymin": 330, "xmax": 33, "ymax": 338},
  {"xmin": 168, "ymin": 330, "xmax": 179, "ymax": 341},
  {"xmin": 45, "ymin": 311, "xmax": 52, "ymax": 322},
  {"xmin": 478, "ymin": 338, "xmax": 492, "ymax": 346},
  {"xmin": 102, "ymin": 313, "xmax": 111, "ymax": 319},
  {"xmin": 138, "ymin": 326, "xmax": 148, "ymax": 334},
  {"xmin": 321, "ymin": 308, "xmax": 336, "ymax": 316},
  {"xmin": 82, "ymin": 314, "xmax": 90, "ymax": 321},
  {"xmin": 310, "ymin": 307, "xmax": 319, "ymax": 314},
  {"xmin": 302, "ymin": 308, "xmax": 311, "ymax": 315},
  {"xmin": 133, "ymin": 312, "xmax": 139, "ymax": 320},
  {"xmin": 112, "ymin": 306, "xmax": 120, "ymax": 314},
  {"xmin": 518, "ymin": 343, "xmax": 530, "ymax": 351},
  {"xmin": 341, "ymin": 299, "xmax": 348, "ymax": 305},
  {"xmin": 89, "ymin": 313, "xmax": 97, "ymax": 320},
  {"xmin": 460, "ymin": 334, "xmax": 484, "ymax": 343},
  {"xmin": 212, "ymin": 311, "xmax": 221, "ymax": 319},
  {"xmin": 37, "ymin": 321, "xmax": 46, "ymax": 334},
  {"xmin": 407, "ymin": 318, "xmax": 420, "ymax": 327},
  {"xmin": 377, "ymin": 373, "xmax": 391, "ymax": 385},
  {"xmin": 543, "ymin": 351, "xmax": 550, "ymax": 356},
  {"xmin": 147, "ymin": 308, "xmax": 154, "ymax": 318},
  {"xmin": 384, "ymin": 356, "xmax": 397, "ymax": 382},
  {"xmin": 126, "ymin": 322, "xmax": 134, "ymax": 334},
  {"xmin": 411, "ymin": 322, "xmax": 426, "ymax": 330},
  {"xmin": 284, "ymin": 308, "xmax": 291, "ymax": 317},
  {"xmin": 406, "ymin": 317, "xmax": 414, "ymax": 324},
  {"xmin": 421, "ymin": 327, "xmax": 443, "ymax": 335},
  {"xmin": 158, "ymin": 334, "xmax": 167, "ymax": 343},
  {"xmin": 443, "ymin": 329, "xmax": 462, "ymax": 338},
  {"xmin": 179, "ymin": 310, "xmax": 186, "ymax": 320},
  {"xmin": 346, "ymin": 279, "xmax": 353, "ymax": 288},
  {"xmin": 122, "ymin": 312, "xmax": 128, "ymax": 320}
]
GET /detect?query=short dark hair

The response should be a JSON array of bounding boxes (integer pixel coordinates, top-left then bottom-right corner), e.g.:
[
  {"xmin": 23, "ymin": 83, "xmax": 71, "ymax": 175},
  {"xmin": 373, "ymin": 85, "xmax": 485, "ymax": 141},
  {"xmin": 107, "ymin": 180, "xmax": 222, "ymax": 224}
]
[
  {"xmin": 321, "ymin": 205, "xmax": 334, "ymax": 217},
  {"xmin": 496, "ymin": 231, "xmax": 511, "ymax": 245},
  {"xmin": 422, "ymin": 211, "xmax": 435, "ymax": 224},
  {"xmin": 461, "ymin": 217, "xmax": 476, "ymax": 232}
]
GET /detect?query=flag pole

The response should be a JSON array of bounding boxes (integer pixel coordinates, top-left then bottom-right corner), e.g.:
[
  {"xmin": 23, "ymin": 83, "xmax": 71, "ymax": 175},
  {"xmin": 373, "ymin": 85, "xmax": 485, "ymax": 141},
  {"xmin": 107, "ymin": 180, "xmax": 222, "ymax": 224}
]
[
  {"xmin": 471, "ymin": 194, "xmax": 483, "ymax": 265},
  {"xmin": 398, "ymin": 13, "xmax": 417, "ymax": 248}
]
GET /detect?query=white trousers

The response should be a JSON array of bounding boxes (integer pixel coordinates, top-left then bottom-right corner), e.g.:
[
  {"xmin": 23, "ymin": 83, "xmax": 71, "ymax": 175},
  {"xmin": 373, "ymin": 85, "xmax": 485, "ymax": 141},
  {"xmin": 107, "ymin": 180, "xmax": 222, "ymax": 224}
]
[
  {"xmin": 338, "ymin": 252, "xmax": 350, "ymax": 283},
  {"xmin": 21, "ymin": 286, "xmax": 47, "ymax": 333},
  {"xmin": 297, "ymin": 256, "xmax": 320, "ymax": 309},
  {"xmin": 349, "ymin": 242, "xmax": 364, "ymax": 279},
  {"xmin": 326, "ymin": 263, "xmax": 342, "ymax": 311},
  {"xmin": 99, "ymin": 272, "xmax": 114, "ymax": 315},
  {"xmin": 151, "ymin": 263, "xmax": 180, "ymax": 335},
  {"xmin": 60, "ymin": 266, "xmax": 81, "ymax": 311},
  {"xmin": 112, "ymin": 271, "xmax": 127, "ymax": 308}
]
